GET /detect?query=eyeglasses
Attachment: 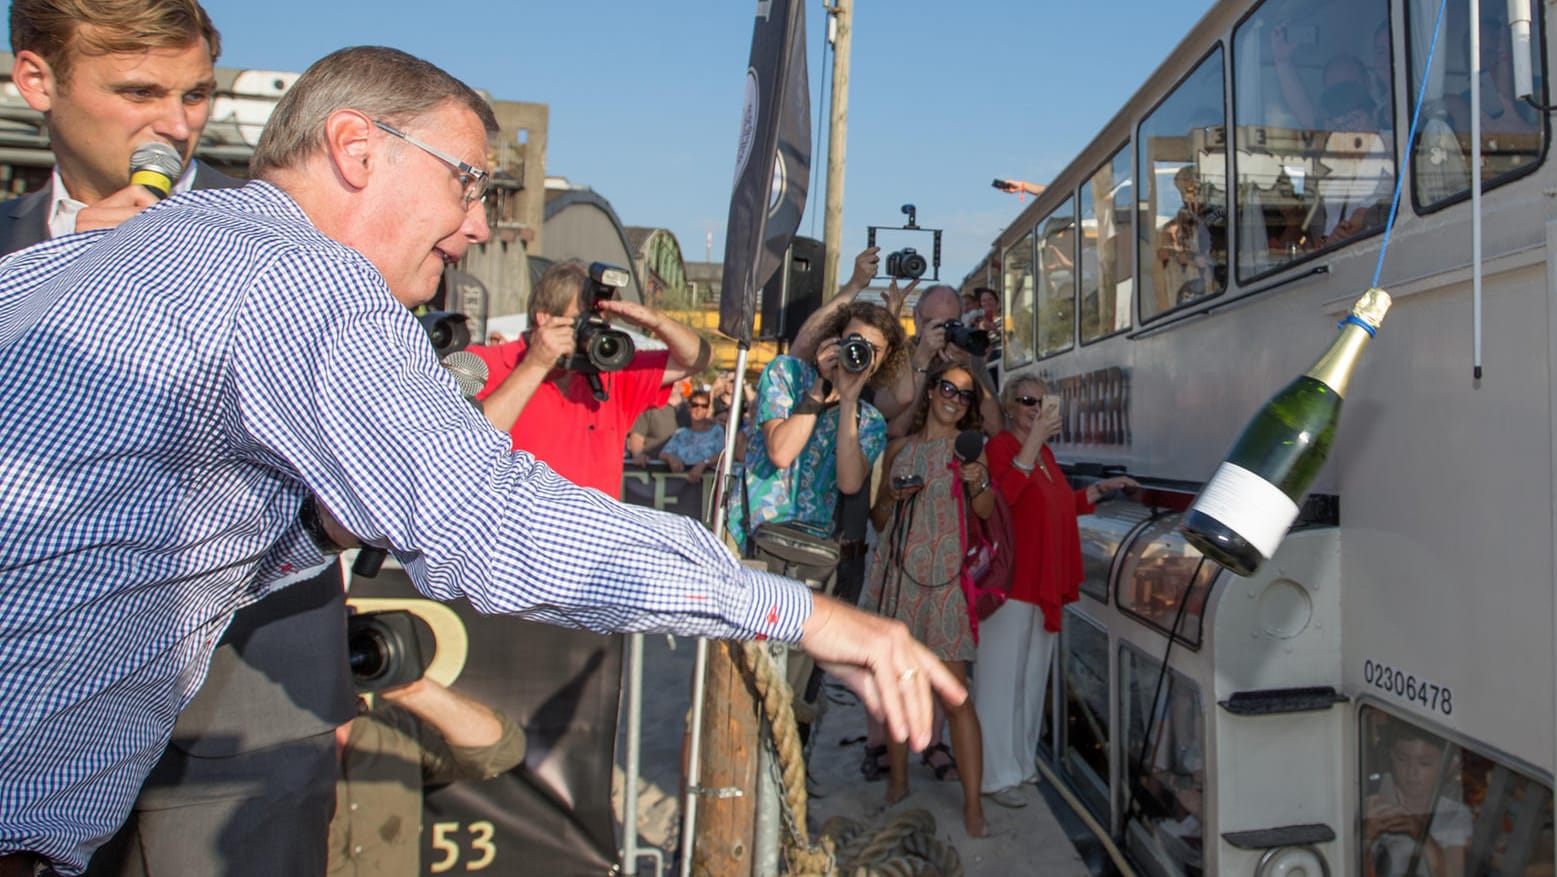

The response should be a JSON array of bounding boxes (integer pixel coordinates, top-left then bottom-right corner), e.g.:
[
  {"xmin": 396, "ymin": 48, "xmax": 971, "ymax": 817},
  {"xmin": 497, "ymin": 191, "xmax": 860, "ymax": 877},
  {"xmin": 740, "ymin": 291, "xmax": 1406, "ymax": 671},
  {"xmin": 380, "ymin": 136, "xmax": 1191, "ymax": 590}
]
[
  {"xmin": 373, "ymin": 120, "xmax": 490, "ymax": 209},
  {"xmin": 689, "ymin": 402, "xmax": 711, "ymax": 409},
  {"xmin": 1015, "ymin": 395, "xmax": 1044, "ymax": 408},
  {"xmin": 937, "ymin": 380, "xmax": 975, "ymax": 405}
]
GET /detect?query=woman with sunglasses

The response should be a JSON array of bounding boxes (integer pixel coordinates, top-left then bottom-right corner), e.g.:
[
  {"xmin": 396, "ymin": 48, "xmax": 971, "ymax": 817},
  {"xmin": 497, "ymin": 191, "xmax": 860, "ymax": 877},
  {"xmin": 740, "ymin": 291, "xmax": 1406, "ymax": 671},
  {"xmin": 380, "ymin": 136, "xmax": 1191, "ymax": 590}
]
[
  {"xmin": 976, "ymin": 377, "xmax": 1138, "ymax": 808},
  {"xmin": 866, "ymin": 363, "xmax": 992, "ymax": 836}
]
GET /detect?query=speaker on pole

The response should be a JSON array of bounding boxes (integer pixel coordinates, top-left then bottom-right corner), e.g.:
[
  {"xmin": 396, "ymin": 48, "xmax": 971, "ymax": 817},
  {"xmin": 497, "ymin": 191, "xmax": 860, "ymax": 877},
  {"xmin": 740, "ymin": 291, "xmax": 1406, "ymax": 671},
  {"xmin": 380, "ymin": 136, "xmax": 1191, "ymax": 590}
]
[{"xmin": 758, "ymin": 236, "xmax": 825, "ymax": 344}]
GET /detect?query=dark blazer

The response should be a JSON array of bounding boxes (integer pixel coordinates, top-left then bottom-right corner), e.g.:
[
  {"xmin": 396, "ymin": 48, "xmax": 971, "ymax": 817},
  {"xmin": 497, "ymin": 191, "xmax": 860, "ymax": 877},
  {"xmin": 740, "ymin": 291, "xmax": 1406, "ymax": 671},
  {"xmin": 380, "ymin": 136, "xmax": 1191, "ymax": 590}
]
[{"xmin": 0, "ymin": 161, "xmax": 354, "ymax": 771}]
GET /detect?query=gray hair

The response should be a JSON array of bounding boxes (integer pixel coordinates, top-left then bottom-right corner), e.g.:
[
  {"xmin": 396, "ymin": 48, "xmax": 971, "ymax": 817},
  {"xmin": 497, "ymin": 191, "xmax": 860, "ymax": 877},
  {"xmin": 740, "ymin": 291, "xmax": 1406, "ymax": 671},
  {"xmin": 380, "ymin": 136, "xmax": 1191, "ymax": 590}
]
[{"xmin": 251, "ymin": 46, "xmax": 498, "ymax": 179}]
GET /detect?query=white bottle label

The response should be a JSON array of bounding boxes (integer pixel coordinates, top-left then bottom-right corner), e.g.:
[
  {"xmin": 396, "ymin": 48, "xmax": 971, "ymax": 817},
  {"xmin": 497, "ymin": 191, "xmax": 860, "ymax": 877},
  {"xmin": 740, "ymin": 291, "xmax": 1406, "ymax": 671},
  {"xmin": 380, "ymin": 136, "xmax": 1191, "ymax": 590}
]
[{"xmin": 1192, "ymin": 462, "xmax": 1300, "ymax": 560}]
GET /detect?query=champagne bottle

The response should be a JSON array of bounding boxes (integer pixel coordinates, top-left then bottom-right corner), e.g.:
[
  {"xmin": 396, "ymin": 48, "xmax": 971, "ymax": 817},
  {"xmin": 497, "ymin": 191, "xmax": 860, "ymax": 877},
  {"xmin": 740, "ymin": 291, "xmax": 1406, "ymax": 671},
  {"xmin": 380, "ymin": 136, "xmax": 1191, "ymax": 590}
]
[{"xmin": 1181, "ymin": 288, "xmax": 1391, "ymax": 576}]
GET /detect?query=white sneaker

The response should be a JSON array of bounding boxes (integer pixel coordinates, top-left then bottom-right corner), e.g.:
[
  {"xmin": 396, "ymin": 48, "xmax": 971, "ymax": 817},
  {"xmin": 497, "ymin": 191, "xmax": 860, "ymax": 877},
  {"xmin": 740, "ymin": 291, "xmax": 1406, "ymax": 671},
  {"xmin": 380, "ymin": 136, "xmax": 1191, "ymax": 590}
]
[{"xmin": 983, "ymin": 786, "xmax": 1028, "ymax": 809}]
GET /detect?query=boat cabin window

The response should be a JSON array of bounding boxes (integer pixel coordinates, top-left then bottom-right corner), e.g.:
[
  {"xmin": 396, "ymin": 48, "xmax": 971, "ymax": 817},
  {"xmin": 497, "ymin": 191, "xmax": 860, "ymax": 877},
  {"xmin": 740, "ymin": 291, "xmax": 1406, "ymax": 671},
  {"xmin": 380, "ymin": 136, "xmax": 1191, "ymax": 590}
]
[
  {"xmin": 1406, "ymin": 0, "xmax": 1547, "ymax": 210},
  {"xmin": 1061, "ymin": 608, "xmax": 1111, "ymax": 820},
  {"xmin": 1080, "ymin": 145, "xmax": 1134, "ymax": 344},
  {"xmin": 1078, "ymin": 500, "xmax": 1154, "ymax": 604},
  {"xmin": 1036, "ymin": 202, "xmax": 1078, "ymax": 359},
  {"xmin": 1231, "ymin": 0, "xmax": 1396, "ymax": 281},
  {"xmin": 1120, "ymin": 643, "xmax": 1205, "ymax": 875},
  {"xmin": 1138, "ymin": 46, "xmax": 1228, "ymax": 322},
  {"xmin": 1002, "ymin": 228, "xmax": 1036, "ymax": 368},
  {"xmin": 1115, "ymin": 513, "xmax": 1217, "ymax": 648},
  {"xmin": 1360, "ymin": 706, "xmax": 1554, "ymax": 876}
]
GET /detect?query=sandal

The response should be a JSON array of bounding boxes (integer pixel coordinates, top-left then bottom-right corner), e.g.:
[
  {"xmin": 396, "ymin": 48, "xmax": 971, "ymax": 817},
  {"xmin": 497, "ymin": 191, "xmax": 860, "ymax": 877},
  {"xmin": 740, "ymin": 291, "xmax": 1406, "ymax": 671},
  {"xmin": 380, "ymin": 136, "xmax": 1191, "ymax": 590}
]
[
  {"xmin": 921, "ymin": 742, "xmax": 959, "ymax": 782},
  {"xmin": 858, "ymin": 744, "xmax": 889, "ymax": 782}
]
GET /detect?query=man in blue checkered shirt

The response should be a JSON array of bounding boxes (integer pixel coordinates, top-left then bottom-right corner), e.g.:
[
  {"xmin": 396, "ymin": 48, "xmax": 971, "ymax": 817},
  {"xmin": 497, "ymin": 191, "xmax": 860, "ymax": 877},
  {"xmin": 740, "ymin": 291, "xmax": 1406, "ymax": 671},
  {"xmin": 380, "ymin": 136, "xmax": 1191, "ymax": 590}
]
[{"xmin": 0, "ymin": 46, "xmax": 963, "ymax": 875}]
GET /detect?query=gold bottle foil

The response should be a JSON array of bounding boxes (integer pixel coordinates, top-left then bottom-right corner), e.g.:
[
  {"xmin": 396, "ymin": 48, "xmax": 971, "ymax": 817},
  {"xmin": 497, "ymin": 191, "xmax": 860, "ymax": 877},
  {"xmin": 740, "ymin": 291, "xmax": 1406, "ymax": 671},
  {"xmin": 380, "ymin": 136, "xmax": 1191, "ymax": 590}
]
[{"xmin": 1351, "ymin": 287, "xmax": 1392, "ymax": 329}]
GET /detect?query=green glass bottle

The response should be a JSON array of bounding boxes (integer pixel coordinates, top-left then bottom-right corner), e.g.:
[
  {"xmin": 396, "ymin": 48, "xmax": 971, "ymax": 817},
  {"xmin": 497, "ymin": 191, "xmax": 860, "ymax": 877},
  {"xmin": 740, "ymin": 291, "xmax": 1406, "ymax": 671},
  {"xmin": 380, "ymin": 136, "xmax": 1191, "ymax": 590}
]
[{"xmin": 1181, "ymin": 288, "xmax": 1391, "ymax": 576}]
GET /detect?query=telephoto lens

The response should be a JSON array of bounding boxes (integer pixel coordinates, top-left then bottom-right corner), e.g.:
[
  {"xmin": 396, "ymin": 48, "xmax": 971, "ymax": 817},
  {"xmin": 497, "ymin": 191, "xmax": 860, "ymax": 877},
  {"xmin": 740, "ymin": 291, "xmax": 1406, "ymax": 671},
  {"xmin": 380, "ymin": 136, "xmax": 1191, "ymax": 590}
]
[{"xmin": 838, "ymin": 333, "xmax": 875, "ymax": 374}]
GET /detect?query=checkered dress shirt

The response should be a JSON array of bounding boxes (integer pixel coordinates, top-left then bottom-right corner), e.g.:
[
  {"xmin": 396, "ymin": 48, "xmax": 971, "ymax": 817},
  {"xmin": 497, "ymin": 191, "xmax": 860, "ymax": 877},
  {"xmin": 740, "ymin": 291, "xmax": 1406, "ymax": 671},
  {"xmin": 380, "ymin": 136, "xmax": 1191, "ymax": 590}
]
[{"xmin": 0, "ymin": 181, "xmax": 810, "ymax": 873}]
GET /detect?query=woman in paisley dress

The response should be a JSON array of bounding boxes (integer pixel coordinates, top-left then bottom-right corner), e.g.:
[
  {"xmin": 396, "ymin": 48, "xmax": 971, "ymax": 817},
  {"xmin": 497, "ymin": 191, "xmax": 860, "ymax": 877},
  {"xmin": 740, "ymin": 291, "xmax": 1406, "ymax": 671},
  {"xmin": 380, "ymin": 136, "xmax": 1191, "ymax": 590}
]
[{"xmin": 867, "ymin": 363, "xmax": 993, "ymax": 836}]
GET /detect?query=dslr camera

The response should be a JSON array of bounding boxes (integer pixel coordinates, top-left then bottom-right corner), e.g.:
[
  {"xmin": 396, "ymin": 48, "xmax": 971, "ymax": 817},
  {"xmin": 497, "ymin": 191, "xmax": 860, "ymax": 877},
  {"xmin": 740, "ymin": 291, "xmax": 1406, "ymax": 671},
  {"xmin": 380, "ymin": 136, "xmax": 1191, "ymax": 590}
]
[
  {"xmin": 348, "ymin": 610, "xmax": 436, "ymax": 693},
  {"xmin": 941, "ymin": 319, "xmax": 990, "ymax": 358},
  {"xmin": 838, "ymin": 333, "xmax": 876, "ymax": 374},
  {"xmin": 567, "ymin": 262, "xmax": 636, "ymax": 375},
  {"xmin": 884, "ymin": 248, "xmax": 928, "ymax": 281},
  {"xmin": 419, "ymin": 311, "xmax": 472, "ymax": 358}
]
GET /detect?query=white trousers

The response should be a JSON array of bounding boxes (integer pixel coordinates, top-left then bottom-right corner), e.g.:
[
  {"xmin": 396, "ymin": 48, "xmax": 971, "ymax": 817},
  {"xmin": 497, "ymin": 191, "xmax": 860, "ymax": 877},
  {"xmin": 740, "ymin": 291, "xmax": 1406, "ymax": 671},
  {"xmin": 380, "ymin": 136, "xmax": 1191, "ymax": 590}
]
[{"xmin": 974, "ymin": 599, "xmax": 1056, "ymax": 793}]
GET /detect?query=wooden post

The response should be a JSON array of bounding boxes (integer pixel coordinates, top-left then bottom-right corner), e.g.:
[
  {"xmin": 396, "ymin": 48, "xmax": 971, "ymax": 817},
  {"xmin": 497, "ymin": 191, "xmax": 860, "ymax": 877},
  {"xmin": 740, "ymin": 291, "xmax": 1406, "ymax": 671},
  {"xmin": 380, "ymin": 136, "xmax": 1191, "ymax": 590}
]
[
  {"xmin": 820, "ymin": 0, "xmax": 853, "ymax": 300},
  {"xmin": 690, "ymin": 640, "xmax": 762, "ymax": 877}
]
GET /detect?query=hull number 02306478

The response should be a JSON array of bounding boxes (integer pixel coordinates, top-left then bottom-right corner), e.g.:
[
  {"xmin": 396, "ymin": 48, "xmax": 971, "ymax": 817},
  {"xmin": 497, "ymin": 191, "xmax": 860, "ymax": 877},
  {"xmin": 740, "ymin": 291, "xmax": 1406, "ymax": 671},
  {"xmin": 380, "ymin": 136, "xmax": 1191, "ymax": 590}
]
[{"xmin": 1363, "ymin": 659, "xmax": 1453, "ymax": 716}]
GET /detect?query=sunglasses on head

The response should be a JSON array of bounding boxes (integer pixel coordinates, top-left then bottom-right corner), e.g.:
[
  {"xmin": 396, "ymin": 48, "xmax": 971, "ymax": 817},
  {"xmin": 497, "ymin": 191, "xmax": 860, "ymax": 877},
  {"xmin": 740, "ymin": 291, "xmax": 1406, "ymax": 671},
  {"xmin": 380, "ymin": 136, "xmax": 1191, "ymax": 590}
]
[
  {"xmin": 937, "ymin": 380, "xmax": 976, "ymax": 404},
  {"xmin": 1015, "ymin": 395, "xmax": 1045, "ymax": 408}
]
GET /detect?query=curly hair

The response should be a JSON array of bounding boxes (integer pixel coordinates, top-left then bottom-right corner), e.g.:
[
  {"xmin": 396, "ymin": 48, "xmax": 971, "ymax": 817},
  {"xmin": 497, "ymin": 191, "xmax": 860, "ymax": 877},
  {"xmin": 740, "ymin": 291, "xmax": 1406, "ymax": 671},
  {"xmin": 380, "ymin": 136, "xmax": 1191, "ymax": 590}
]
[
  {"xmin": 812, "ymin": 301, "xmax": 907, "ymax": 388},
  {"xmin": 908, "ymin": 362, "xmax": 984, "ymax": 436}
]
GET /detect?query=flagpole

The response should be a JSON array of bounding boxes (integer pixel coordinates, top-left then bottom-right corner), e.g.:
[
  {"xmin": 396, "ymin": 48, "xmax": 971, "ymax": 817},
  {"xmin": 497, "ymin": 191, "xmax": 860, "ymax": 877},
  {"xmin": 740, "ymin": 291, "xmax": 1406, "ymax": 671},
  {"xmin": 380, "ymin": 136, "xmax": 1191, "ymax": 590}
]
[{"xmin": 820, "ymin": 0, "xmax": 853, "ymax": 300}]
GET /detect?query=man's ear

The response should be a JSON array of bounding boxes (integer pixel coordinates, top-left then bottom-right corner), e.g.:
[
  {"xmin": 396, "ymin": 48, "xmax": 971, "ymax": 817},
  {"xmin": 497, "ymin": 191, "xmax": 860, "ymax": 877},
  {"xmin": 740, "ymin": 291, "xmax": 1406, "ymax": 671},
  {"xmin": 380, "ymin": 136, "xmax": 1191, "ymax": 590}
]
[
  {"xmin": 322, "ymin": 110, "xmax": 375, "ymax": 191},
  {"xmin": 13, "ymin": 50, "xmax": 58, "ymax": 113}
]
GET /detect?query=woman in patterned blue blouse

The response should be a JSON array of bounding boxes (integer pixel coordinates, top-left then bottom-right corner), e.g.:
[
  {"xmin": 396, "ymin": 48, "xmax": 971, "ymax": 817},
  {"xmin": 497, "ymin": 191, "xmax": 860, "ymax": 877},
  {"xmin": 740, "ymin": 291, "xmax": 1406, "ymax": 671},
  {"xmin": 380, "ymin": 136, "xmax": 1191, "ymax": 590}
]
[{"xmin": 659, "ymin": 388, "xmax": 727, "ymax": 481}]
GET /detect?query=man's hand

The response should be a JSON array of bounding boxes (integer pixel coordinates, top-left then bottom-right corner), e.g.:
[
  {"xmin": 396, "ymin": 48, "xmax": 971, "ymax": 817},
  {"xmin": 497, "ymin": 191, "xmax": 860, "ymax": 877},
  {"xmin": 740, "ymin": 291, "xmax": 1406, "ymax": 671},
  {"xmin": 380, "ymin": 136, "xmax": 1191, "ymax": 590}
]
[
  {"xmin": 523, "ymin": 316, "xmax": 576, "ymax": 370},
  {"xmin": 847, "ymin": 246, "xmax": 881, "ymax": 289},
  {"xmin": 913, "ymin": 319, "xmax": 948, "ymax": 371},
  {"xmin": 879, "ymin": 277, "xmax": 918, "ymax": 318},
  {"xmin": 595, "ymin": 298, "xmax": 660, "ymax": 331},
  {"xmin": 75, "ymin": 184, "xmax": 162, "ymax": 233},
  {"xmin": 800, "ymin": 594, "xmax": 967, "ymax": 750}
]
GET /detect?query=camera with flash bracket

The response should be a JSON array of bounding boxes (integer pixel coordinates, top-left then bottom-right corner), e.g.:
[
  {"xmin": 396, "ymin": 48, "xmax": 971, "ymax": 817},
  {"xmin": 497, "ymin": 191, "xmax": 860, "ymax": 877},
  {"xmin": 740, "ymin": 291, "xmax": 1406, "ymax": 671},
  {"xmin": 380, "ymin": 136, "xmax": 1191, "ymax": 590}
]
[
  {"xmin": 566, "ymin": 262, "xmax": 636, "ymax": 401},
  {"xmin": 867, "ymin": 204, "xmax": 942, "ymax": 283}
]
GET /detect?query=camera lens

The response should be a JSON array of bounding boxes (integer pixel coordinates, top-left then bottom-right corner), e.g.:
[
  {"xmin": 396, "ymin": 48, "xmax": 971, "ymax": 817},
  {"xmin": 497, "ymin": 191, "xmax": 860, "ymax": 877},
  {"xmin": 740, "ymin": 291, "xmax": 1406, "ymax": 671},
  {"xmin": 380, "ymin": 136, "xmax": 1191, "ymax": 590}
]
[
  {"xmin": 839, "ymin": 335, "xmax": 874, "ymax": 374},
  {"xmin": 584, "ymin": 325, "xmax": 636, "ymax": 372},
  {"xmin": 348, "ymin": 624, "xmax": 395, "ymax": 684}
]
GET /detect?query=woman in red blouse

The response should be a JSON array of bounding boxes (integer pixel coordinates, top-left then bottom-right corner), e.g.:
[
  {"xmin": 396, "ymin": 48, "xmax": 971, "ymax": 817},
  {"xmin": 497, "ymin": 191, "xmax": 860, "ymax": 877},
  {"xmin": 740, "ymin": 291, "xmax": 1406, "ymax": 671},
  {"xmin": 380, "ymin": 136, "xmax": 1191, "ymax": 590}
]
[{"xmin": 975, "ymin": 376, "xmax": 1136, "ymax": 807}]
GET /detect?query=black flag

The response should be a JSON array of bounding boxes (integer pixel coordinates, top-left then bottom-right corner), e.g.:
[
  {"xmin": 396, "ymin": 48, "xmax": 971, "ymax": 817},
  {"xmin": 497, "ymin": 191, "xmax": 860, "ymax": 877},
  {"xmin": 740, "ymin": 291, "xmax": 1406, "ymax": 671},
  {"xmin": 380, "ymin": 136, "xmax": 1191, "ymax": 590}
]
[{"xmin": 718, "ymin": 0, "xmax": 810, "ymax": 345}]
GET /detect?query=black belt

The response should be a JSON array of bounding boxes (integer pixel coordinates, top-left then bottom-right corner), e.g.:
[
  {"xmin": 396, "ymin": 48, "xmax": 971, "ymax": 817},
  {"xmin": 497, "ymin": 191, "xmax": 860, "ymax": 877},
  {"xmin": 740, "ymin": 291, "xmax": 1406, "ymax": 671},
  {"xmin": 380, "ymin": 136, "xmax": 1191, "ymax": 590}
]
[{"xmin": 838, "ymin": 540, "xmax": 868, "ymax": 560}]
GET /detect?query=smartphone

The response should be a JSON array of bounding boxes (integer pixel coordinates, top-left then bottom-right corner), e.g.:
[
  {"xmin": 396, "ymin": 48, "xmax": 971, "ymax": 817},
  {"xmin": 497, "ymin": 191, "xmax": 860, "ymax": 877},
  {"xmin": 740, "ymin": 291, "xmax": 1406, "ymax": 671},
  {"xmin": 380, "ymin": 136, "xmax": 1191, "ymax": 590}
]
[
  {"xmin": 1041, "ymin": 396, "xmax": 1061, "ymax": 417},
  {"xmin": 992, "ymin": 178, "xmax": 1013, "ymax": 190}
]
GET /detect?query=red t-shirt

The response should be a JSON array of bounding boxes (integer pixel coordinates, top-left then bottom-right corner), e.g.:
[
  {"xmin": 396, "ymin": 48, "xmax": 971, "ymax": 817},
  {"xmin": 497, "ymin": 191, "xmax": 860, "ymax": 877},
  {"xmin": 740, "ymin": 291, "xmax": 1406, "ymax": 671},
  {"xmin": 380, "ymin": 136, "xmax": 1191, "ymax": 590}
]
[
  {"xmin": 985, "ymin": 431, "xmax": 1095, "ymax": 632},
  {"xmin": 468, "ymin": 339, "xmax": 671, "ymax": 494}
]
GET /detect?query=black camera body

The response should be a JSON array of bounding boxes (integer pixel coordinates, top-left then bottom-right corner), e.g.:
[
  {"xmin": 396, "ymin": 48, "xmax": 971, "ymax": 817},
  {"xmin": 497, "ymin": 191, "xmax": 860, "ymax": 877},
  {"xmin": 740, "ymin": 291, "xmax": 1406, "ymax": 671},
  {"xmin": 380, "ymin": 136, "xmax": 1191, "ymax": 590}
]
[
  {"xmin": 891, "ymin": 474, "xmax": 924, "ymax": 491},
  {"xmin": 348, "ymin": 610, "xmax": 436, "ymax": 693},
  {"xmin": 884, "ymin": 248, "xmax": 928, "ymax": 280},
  {"xmin": 941, "ymin": 319, "xmax": 991, "ymax": 357},
  {"xmin": 566, "ymin": 262, "xmax": 636, "ymax": 377},
  {"xmin": 838, "ymin": 333, "xmax": 875, "ymax": 374}
]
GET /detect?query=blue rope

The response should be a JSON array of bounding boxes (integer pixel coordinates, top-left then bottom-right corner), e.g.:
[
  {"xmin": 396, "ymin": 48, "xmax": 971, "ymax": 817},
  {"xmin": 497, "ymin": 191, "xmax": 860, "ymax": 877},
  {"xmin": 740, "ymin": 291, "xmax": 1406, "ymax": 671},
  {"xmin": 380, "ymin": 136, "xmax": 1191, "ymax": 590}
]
[{"xmin": 1373, "ymin": 0, "xmax": 1450, "ymax": 288}]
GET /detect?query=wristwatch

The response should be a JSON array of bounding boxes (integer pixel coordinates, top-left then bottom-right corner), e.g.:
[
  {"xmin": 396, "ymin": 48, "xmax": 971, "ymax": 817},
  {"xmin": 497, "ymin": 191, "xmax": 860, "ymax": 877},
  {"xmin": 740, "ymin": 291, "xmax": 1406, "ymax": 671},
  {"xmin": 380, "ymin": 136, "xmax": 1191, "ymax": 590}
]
[{"xmin": 299, "ymin": 494, "xmax": 345, "ymax": 555}]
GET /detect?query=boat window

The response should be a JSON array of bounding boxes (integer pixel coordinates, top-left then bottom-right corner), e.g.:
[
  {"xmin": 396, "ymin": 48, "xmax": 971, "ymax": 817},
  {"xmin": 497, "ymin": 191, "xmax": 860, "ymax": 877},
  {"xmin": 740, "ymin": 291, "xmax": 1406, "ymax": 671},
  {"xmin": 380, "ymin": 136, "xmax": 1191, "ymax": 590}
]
[
  {"xmin": 1036, "ymin": 200, "xmax": 1077, "ymax": 358},
  {"xmin": 1120, "ymin": 643, "xmax": 1206, "ymax": 876},
  {"xmin": 1116, "ymin": 513, "xmax": 1217, "ymax": 648},
  {"xmin": 1078, "ymin": 500, "xmax": 1154, "ymax": 603},
  {"xmin": 1002, "ymin": 228, "xmax": 1036, "ymax": 368},
  {"xmin": 1081, "ymin": 146, "xmax": 1134, "ymax": 343},
  {"xmin": 1138, "ymin": 46, "xmax": 1228, "ymax": 322},
  {"xmin": 1406, "ymin": 0, "xmax": 1547, "ymax": 210},
  {"xmin": 1062, "ymin": 608, "xmax": 1111, "ymax": 821},
  {"xmin": 1231, "ymin": 0, "xmax": 1396, "ymax": 280},
  {"xmin": 1359, "ymin": 705, "xmax": 1554, "ymax": 875}
]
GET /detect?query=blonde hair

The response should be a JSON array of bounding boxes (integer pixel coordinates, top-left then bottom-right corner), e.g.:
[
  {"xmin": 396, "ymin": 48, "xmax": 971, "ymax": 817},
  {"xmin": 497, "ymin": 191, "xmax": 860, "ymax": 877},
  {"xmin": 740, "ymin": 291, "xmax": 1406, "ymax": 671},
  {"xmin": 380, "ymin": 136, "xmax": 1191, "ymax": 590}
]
[{"xmin": 10, "ymin": 0, "xmax": 220, "ymax": 86}]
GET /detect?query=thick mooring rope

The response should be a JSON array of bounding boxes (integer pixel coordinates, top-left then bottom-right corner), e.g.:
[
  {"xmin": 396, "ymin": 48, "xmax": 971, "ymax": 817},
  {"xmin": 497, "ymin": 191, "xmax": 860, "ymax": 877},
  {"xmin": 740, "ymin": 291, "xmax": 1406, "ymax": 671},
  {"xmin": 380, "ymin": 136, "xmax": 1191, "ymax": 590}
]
[{"xmin": 736, "ymin": 642, "xmax": 961, "ymax": 877}]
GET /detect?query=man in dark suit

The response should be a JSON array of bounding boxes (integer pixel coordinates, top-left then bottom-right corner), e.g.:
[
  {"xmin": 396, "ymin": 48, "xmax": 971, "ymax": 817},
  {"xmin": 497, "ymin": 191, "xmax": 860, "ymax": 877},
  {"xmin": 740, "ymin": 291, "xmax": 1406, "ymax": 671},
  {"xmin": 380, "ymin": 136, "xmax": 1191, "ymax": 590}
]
[{"xmin": 2, "ymin": 1, "xmax": 353, "ymax": 874}]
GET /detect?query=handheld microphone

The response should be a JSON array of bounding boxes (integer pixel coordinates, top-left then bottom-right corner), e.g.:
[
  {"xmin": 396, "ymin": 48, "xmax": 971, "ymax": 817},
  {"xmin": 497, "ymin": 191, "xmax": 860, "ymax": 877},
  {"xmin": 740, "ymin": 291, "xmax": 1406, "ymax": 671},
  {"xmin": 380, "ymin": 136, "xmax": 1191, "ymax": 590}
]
[
  {"xmin": 128, "ymin": 142, "xmax": 183, "ymax": 199},
  {"xmin": 954, "ymin": 430, "xmax": 985, "ymax": 464},
  {"xmin": 439, "ymin": 350, "xmax": 488, "ymax": 403}
]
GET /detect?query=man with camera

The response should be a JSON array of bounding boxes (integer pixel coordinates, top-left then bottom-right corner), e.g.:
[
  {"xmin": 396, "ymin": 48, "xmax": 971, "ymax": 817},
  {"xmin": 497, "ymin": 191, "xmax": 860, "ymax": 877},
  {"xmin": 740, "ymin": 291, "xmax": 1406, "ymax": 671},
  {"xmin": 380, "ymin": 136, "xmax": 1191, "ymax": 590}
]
[
  {"xmin": 467, "ymin": 260, "xmax": 711, "ymax": 494},
  {"xmin": 0, "ymin": 46, "xmax": 965, "ymax": 876},
  {"xmin": 330, "ymin": 675, "xmax": 524, "ymax": 877},
  {"xmin": 1, "ymin": 3, "xmax": 354, "ymax": 876}
]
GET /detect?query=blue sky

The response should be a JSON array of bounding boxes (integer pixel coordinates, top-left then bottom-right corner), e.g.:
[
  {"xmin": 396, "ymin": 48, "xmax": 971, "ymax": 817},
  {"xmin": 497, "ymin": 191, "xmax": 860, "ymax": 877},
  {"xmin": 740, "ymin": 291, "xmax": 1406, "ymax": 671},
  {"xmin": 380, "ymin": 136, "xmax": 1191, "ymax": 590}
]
[{"xmin": 196, "ymin": 1, "xmax": 1210, "ymax": 280}]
